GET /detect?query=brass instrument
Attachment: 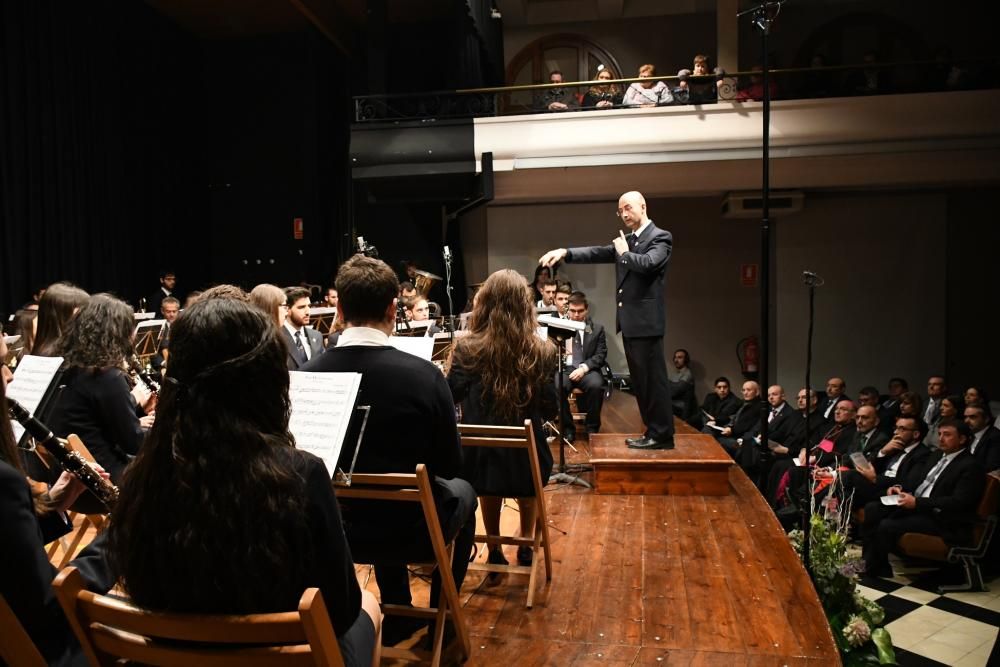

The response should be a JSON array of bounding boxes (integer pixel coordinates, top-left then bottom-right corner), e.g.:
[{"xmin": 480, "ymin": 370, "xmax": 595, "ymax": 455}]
[
  {"xmin": 7, "ymin": 398, "xmax": 119, "ymax": 511},
  {"xmin": 413, "ymin": 269, "xmax": 441, "ymax": 297}
]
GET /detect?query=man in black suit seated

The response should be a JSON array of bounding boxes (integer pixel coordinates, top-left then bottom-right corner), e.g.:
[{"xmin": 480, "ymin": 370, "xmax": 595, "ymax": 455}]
[
  {"xmin": 735, "ymin": 384, "xmax": 796, "ymax": 483},
  {"xmin": 301, "ymin": 254, "xmax": 476, "ymax": 645},
  {"xmin": 861, "ymin": 418, "xmax": 986, "ymax": 578},
  {"xmin": 560, "ymin": 291, "xmax": 608, "ymax": 440},
  {"xmin": 281, "ymin": 286, "xmax": 325, "ymax": 370},
  {"xmin": 877, "ymin": 377, "xmax": 908, "ymax": 436},
  {"xmin": 698, "ymin": 376, "xmax": 741, "ymax": 432},
  {"xmin": 964, "ymin": 403, "xmax": 1000, "ymax": 473},
  {"xmin": 845, "ymin": 405, "xmax": 891, "ymax": 462},
  {"xmin": 841, "ymin": 416, "xmax": 933, "ymax": 509},
  {"xmin": 820, "ymin": 377, "xmax": 847, "ymax": 424},
  {"xmin": 715, "ymin": 380, "xmax": 762, "ymax": 457}
]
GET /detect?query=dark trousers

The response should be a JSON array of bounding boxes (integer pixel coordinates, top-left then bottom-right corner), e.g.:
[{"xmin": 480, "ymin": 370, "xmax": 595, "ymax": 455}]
[
  {"xmin": 623, "ymin": 335, "xmax": 674, "ymax": 441},
  {"xmin": 560, "ymin": 369, "xmax": 605, "ymax": 435},
  {"xmin": 347, "ymin": 477, "xmax": 477, "ymax": 609},
  {"xmin": 861, "ymin": 502, "xmax": 944, "ymax": 576}
]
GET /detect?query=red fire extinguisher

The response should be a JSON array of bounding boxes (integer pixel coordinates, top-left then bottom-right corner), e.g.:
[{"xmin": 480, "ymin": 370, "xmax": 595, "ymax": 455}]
[{"xmin": 737, "ymin": 336, "xmax": 759, "ymax": 379}]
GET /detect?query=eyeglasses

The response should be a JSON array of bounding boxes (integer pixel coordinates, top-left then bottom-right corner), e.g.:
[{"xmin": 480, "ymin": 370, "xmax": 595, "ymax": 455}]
[{"xmin": 615, "ymin": 204, "xmax": 634, "ymax": 217}]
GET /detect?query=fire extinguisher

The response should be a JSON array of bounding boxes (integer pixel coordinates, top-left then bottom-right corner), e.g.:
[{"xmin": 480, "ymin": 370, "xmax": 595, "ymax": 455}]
[{"xmin": 737, "ymin": 336, "xmax": 759, "ymax": 380}]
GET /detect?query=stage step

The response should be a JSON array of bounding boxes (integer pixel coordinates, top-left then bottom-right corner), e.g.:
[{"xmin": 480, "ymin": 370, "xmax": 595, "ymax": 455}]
[{"xmin": 589, "ymin": 433, "xmax": 733, "ymax": 496}]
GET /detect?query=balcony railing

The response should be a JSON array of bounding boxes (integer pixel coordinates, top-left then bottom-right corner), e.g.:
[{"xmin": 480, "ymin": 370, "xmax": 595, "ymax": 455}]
[{"xmin": 353, "ymin": 59, "xmax": 999, "ymax": 123}]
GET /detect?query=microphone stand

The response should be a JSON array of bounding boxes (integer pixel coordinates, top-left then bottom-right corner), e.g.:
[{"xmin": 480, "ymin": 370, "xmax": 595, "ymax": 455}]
[
  {"xmin": 548, "ymin": 328, "xmax": 592, "ymax": 489},
  {"xmin": 443, "ymin": 247, "xmax": 455, "ymax": 334},
  {"xmin": 801, "ymin": 269, "xmax": 823, "ymax": 572}
]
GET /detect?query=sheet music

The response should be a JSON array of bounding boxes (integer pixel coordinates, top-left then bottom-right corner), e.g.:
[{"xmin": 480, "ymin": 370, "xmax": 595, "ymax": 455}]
[
  {"xmin": 536, "ymin": 326, "xmax": 548, "ymax": 340},
  {"xmin": 7, "ymin": 355, "xmax": 64, "ymax": 442},
  {"xmin": 309, "ymin": 307, "xmax": 336, "ymax": 316},
  {"xmin": 134, "ymin": 312, "xmax": 156, "ymax": 320},
  {"xmin": 134, "ymin": 319, "xmax": 166, "ymax": 334},
  {"xmin": 288, "ymin": 371, "xmax": 362, "ymax": 477},
  {"xmin": 388, "ymin": 336, "xmax": 434, "ymax": 361}
]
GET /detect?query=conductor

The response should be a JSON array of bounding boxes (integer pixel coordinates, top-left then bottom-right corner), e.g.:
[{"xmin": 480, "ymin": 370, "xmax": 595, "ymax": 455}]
[{"xmin": 539, "ymin": 191, "xmax": 674, "ymax": 449}]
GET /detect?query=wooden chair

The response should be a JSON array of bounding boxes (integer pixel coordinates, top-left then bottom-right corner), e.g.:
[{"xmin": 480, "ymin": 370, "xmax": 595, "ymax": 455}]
[
  {"xmin": 568, "ymin": 389, "xmax": 587, "ymax": 428},
  {"xmin": 335, "ymin": 464, "xmax": 470, "ymax": 666},
  {"xmin": 52, "ymin": 566, "xmax": 347, "ymax": 666},
  {"xmin": 0, "ymin": 593, "xmax": 46, "ymax": 667},
  {"xmin": 458, "ymin": 420, "xmax": 553, "ymax": 608},
  {"xmin": 45, "ymin": 435, "xmax": 109, "ymax": 569},
  {"xmin": 897, "ymin": 473, "xmax": 1000, "ymax": 592}
]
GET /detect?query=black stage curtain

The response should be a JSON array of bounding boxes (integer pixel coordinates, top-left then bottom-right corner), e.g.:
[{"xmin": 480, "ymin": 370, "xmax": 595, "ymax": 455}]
[{"xmin": 0, "ymin": 0, "xmax": 208, "ymax": 312}]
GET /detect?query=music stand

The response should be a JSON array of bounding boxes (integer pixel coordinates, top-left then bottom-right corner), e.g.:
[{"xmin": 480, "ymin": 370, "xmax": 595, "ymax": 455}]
[
  {"xmin": 309, "ymin": 307, "xmax": 337, "ymax": 336},
  {"xmin": 538, "ymin": 314, "xmax": 591, "ymax": 488},
  {"xmin": 133, "ymin": 319, "xmax": 165, "ymax": 361}
]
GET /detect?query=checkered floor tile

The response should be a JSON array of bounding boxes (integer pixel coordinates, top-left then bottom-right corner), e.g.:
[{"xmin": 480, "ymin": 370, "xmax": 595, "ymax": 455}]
[{"xmin": 856, "ymin": 557, "xmax": 1000, "ymax": 666}]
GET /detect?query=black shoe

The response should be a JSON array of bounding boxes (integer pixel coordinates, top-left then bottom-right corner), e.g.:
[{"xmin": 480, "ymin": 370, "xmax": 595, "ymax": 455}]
[
  {"xmin": 625, "ymin": 435, "xmax": 646, "ymax": 445},
  {"xmin": 485, "ymin": 548, "xmax": 508, "ymax": 586},
  {"xmin": 516, "ymin": 546, "xmax": 533, "ymax": 566},
  {"xmin": 628, "ymin": 436, "xmax": 675, "ymax": 450}
]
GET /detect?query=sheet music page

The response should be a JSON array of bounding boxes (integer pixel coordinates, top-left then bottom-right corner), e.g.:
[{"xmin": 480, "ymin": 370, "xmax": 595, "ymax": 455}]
[
  {"xmin": 388, "ymin": 336, "xmax": 434, "ymax": 361},
  {"xmin": 288, "ymin": 371, "xmax": 362, "ymax": 477},
  {"xmin": 133, "ymin": 319, "xmax": 166, "ymax": 334},
  {"xmin": 7, "ymin": 355, "xmax": 65, "ymax": 442}
]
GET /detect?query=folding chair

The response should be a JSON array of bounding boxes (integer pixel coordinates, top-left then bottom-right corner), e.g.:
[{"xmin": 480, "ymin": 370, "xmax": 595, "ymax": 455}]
[
  {"xmin": 0, "ymin": 593, "xmax": 46, "ymax": 667},
  {"xmin": 45, "ymin": 435, "xmax": 108, "ymax": 569},
  {"xmin": 458, "ymin": 420, "xmax": 553, "ymax": 608},
  {"xmin": 53, "ymin": 566, "xmax": 347, "ymax": 666},
  {"xmin": 335, "ymin": 463, "xmax": 470, "ymax": 665}
]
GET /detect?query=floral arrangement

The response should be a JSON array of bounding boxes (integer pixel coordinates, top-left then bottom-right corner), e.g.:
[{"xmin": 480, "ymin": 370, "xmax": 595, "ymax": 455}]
[{"xmin": 788, "ymin": 489, "xmax": 896, "ymax": 665}]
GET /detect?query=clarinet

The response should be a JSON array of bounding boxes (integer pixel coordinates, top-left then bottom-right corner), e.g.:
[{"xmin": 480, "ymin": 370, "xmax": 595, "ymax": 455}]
[
  {"xmin": 129, "ymin": 355, "xmax": 161, "ymax": 395},
  {"xmin": 6, "ymin": 398, "xmax": 119, "ymax": 511}
]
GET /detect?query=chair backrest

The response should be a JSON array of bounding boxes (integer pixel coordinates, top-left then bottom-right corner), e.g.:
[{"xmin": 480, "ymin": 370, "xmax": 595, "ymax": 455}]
[
  {"xmin": 0, "ymin": 593, "xmax": 47, "ymax": 667},
  {"xmin": 458, "ymin": 421, "xmax": 543, "ymax": 495},
  {"xmin": 52, "ymin": 567, "xmax": 344, "ymax": 667}
]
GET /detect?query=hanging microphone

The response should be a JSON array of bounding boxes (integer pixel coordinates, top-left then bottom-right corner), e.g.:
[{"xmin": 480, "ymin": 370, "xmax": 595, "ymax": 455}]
[
  {"xmin": 443, "ymin": 245, "xmax": 451, "ymax": 261},
  {"xmin": 802, "ymin": 270, "xmax": 824, "ymax": 286}
]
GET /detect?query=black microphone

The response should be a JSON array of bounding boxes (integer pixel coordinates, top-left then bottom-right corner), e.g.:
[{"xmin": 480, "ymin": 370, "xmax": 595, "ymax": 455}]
[
  {"xmin": 443, "ymin": 245, "xmax": 451, "ymax": 261},
  {"xmin": 802, "ymin": 270, "xmax": 824, "ymax": 286}
]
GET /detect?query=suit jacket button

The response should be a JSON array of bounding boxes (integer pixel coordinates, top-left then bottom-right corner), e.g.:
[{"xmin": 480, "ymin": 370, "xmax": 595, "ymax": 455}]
[
  {"xmin": 618, "ymin": 289, "xmax": 623, "ymax": 294},
  {"xmin": 618, "ymin": 302, "xmax": 623, "ymax": 307}
]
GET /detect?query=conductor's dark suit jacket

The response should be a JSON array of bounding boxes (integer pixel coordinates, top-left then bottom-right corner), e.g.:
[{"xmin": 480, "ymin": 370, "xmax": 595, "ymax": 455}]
[{"xmin": 565, "ymin": 223, "xmax": 672, "ymax": 337}]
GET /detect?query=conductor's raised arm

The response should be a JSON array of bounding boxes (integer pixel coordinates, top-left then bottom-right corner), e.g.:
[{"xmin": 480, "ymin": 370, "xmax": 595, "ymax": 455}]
[{"xmin": 538, "ymin": 248, "xmax": 567, "ymax": 268}]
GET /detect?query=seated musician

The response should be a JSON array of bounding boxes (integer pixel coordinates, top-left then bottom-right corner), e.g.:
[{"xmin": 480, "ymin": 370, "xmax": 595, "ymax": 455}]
[
  {"xmin": 301, "ymin": 255, "xmax": 476, "ymax": 647},
  {"xmin": 106, "ymin": 288, "xmax": 380, "ymax": 666},
  {"xmin": 403, "ymin": 296, "xmax": 442, "ymax": 334},
  {"xmin": 46, "ymin": 294, "xmax": 154, "ymax": 485},
  {"xmin": 559, "ymin": 291, "xmax": 607, "ymax": 441},
  {"xmin": 1, "ymin": 335, "xmax": 114, "ymax": 666},
  {"xmin": 448, "ymin": 269, "xmax": 556, "ymax": 574}
]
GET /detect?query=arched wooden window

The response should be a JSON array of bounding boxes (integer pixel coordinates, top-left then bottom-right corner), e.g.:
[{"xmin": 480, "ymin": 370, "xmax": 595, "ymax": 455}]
[{"xmin": 504, "ymin": 34, "xmax": 623, "ymax": 112}]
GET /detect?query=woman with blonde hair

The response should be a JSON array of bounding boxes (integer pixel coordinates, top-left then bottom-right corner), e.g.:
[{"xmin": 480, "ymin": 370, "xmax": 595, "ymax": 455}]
[
  {"xmin": 622, "ymin": 63, "xmax": 673, "ymax": 107},
  {"xmin": 249, "ymin": 283, "xmax": 288, "ymax": 327},
  {"xmin": 448, "ymin": 269, "xmax": 557, "ymax": 573}
]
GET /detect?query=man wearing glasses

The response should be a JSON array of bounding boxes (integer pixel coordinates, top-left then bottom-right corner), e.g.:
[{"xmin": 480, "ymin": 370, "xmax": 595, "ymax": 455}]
[{"xmin": 539, "ymin": 191, "xmax": 674, "ymax": 449}]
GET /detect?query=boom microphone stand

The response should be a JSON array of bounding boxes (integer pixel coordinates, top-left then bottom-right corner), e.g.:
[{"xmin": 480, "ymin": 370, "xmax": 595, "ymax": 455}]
[{"xmin": 800, "ymin": 269, "xmax": 823, "ymax": 571}]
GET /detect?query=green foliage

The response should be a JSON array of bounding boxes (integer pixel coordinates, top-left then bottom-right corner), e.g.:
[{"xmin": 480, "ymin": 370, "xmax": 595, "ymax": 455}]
[{"xmin": 789, "ymin": 505, "xmax": 897, "ymax": 664}]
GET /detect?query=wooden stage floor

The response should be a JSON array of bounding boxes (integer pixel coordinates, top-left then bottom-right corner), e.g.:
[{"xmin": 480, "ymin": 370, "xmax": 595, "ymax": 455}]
[{"xmin": 373, "ymin": 391, "xmax": 839, "ymax": 665}]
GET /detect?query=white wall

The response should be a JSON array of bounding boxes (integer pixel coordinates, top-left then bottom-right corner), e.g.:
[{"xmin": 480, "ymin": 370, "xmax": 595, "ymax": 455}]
[{"xmin": 463, "ymin": 191, "xmax": 948, "ymax": 402}]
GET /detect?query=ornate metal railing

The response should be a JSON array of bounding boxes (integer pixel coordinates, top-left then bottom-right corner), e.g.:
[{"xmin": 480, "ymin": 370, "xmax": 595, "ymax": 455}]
[{"xmin": 353, "ymin": 58, "xmax": 999, "ymax": 123}]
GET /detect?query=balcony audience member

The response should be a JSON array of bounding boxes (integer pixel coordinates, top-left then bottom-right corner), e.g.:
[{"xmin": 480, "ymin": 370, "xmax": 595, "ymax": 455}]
[
  {"xmin": 537, "ymin": 70, "xmax": 579, "ymax": 112},
  {"xmin": 29, "ymin": 282, "xmax": 89, "ymax": 357},
  {"xmin": 846, "ymin": 51, "xmax": 888, "ymax": 96},
  {"xmin": 735, "ymin": 65, "xmax": 778, "ymax": 102},
  {"xmin": 622, "ymin": 64, "xmax": 673, "ymax": 107},
  {"xmin": 448, "ymin": 269, "xmax": 556, "ymax": 573},
  {"xmin": 675, "ymin": 54, "xmax": 725, "ymax": 104},
  {"xmin": 861, "ymin": 418, "xmax": 985, "ymax": 578},
  {"xmin": 582, "ymin": 66, "xmax": 623, "ymax": 109},
  {"xmin": 964, "ymin": 402, "xmax": 1000, "ymax": 472},
  {"xmin": 802, "ymin": 53, "xmax": 834, "ymax": 98},
  {"xmin": 106, "ymin": 292, "xmax": 380, "ymax": 666}
]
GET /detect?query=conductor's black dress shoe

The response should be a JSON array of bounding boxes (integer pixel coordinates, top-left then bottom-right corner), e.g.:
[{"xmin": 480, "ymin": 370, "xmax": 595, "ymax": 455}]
[
  {"xmin": 625, "ymin": 435, "xmax": 646, "ymax": 445},
  {"xmin": 627, "ymin": 436, "xmax": 675, "ymax": 450}
]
